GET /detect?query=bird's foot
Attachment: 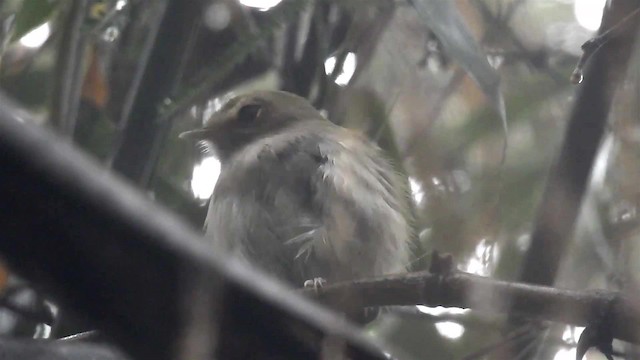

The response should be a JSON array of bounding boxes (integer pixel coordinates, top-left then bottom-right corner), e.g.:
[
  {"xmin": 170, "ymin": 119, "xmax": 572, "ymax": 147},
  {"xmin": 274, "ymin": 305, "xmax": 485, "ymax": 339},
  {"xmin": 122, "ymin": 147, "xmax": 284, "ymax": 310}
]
[{"xmin": 303, "ymin": 277, "xmax": 327, "ymax": 293}]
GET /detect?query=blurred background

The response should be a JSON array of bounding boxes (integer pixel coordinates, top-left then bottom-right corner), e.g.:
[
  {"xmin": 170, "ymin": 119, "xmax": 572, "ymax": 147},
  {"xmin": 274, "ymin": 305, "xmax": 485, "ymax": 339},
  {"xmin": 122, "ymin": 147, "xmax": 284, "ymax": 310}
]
[{"xmin": 0, "ymin": 0, "xmax": 638, "ymax": 359}]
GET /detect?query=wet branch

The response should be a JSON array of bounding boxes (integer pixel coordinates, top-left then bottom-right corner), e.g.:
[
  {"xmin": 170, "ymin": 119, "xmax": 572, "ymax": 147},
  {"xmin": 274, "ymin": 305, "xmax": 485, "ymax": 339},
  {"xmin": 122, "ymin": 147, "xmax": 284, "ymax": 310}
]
[{"xmin": 302, "ymin": 269, "xmax": 640, "ymax": 345}]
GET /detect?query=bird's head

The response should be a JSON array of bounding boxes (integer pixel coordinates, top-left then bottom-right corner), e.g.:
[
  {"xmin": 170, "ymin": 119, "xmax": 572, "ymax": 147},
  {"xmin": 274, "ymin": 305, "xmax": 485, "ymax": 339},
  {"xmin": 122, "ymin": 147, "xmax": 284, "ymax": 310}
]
[{"xmin": 180, "ymin": 90, "xmax": 325, "ymax": 160}]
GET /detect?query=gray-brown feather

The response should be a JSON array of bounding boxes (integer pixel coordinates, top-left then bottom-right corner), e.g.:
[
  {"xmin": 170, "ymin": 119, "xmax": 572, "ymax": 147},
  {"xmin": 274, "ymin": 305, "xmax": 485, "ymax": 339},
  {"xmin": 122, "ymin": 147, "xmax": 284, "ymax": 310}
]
[{"xmin": 206, "ymin": 119, "xmax": 410, "ymax": 286}]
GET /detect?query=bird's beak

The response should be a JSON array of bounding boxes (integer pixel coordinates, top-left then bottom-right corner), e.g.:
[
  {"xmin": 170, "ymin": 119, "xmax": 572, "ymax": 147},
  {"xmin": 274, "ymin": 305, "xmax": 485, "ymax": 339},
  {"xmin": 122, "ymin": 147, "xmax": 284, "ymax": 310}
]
[
  {"xmin": 180, "ymin": 112, "xmax": 233, "ymax": 141},
  {"xmin": 179, "ymin": 128, "xmax": 213, "ymax": 141}
]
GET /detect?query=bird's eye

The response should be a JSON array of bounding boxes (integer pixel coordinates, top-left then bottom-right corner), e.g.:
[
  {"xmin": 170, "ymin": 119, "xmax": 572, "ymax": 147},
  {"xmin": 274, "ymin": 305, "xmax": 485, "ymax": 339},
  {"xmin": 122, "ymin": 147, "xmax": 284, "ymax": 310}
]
[{"xmin": 237, "ymin": 104, "xmax": 262, "ymax": 124}]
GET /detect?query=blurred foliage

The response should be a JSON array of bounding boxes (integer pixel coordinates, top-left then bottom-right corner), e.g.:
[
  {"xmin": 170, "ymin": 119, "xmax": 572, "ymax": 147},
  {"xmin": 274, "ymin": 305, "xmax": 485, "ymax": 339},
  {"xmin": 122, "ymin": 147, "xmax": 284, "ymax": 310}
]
[
  {"xmin": 10, "ymin": 0, "xmax": 56, "ymax": 41},
  {"xmin": 1, "ymin": 0, "xmax": 640, "ymax": 359}
]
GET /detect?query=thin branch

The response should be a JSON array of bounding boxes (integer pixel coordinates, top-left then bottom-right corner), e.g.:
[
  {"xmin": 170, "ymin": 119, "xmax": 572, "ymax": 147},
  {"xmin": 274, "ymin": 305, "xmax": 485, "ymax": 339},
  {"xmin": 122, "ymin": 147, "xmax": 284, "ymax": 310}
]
[
  {"xmin": 57, "ymin": 330, "xmax": 102, "ymax": 342},
  {"xmin": 517, "ymin": 0, "xmax": 640, "ymax": 291},
  {"xmin": 571, "ymin": 5, "xmax": 640, "ymax": 84},
  {"xmin": 108, "ymin": 0, "xmax": 203, "ymax": 186},
  {"xmin": 159, "ymin": 0, "xmax": 308, "ymax": 123},
  {"xmin": 301, "ymin": 270, "xmax": 640, "ymax": 345},
  {"xmin": 50, "ymin": 0, "xmax": 88, "ymax": 136}
]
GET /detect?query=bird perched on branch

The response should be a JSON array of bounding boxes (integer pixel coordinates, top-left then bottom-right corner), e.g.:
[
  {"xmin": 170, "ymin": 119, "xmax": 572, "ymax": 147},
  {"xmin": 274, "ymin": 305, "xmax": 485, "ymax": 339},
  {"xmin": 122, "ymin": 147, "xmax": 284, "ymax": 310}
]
[{"xmin": 181, "ymin": 90, "xmax": 411, "ymax": 299}]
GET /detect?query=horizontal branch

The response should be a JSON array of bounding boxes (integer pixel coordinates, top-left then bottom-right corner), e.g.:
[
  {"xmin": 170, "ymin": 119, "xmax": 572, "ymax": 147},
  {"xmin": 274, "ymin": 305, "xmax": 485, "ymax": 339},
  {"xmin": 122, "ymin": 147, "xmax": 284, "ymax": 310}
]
[{"xmin": 302, "ymin": 270, "xmax": 640, "ymax": 345}]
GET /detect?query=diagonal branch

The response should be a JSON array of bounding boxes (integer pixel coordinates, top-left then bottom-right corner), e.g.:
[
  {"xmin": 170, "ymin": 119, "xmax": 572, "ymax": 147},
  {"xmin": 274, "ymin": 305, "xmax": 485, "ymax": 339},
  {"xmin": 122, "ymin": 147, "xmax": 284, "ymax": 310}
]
[
  {"xmin": 517, "ymin": 0, "xmax": 640, "ymax": 288},
  {"xmin": 49, "ymin": 0, "xmax": 88, "ymax": 136}
]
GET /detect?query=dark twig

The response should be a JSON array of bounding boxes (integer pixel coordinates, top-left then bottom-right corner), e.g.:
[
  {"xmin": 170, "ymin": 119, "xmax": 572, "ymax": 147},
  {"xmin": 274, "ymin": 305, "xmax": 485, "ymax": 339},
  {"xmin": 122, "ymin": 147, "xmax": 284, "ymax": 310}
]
[
  {"xmin": 571, "ymin": 6, "xmax": 640, "ymax": 84},
  {"xmin": 159, "ymin": 0, "xmax": 308, "ymax": 123},
  {"xmin": 301, "ymin": 270, "xmax": 640, "ymax": 345},
  {"xmin": 110, "ymin": 4, "xmax": 164, "ymax": 132},
  {"xmin": 517, "ymin": 0, "xmax": 640, "ymax": 293},
  {"xmin": 0, "ymin": 90, "xmax": 390, "ymax": 360},
  {"xmin": 50, "ymin": 0, "xmax": 88, "ymax": 136},
  {"xmin": 501, "ymin": 5, "xmax": 640, "ymax": 359},
  {"xmin": 58, "ymin": 330, "xmax": 102, "ymax": 342},
  {"xmin": 109, "ymin": 0, "xmax": 200, "ymax": 186}
]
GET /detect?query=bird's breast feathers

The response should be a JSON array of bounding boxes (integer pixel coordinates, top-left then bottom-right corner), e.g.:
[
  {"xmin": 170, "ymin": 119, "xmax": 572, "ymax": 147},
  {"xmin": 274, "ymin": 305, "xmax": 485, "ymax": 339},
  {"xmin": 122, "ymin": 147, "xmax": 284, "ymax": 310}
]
[{"xmin": 209, "ymin": 121, "xmax": 410, "ymax": 280}]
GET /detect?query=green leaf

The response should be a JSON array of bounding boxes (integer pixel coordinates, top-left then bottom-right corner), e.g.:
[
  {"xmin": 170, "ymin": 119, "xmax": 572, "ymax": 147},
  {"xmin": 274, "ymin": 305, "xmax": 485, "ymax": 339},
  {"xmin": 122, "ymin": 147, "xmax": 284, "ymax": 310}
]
[{"xmin": 12, "ymin": 0, "xmax": 56, "ymax": 41}]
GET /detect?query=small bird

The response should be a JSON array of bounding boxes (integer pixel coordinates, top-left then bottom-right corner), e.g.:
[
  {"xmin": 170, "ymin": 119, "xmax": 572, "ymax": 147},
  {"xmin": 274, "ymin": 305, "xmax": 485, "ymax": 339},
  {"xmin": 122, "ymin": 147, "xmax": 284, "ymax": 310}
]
[{"xmin": 181, "ymin": 90, "xmax": 411, "ymax": 295}]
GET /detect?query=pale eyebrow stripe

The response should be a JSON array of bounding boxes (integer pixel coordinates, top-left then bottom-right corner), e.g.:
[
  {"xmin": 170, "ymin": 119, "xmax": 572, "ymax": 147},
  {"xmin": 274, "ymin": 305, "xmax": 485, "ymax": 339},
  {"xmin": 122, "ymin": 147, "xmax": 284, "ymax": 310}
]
[{"xmin": 219, "ymin": 96, "xmax": 242, "ymax": 113}]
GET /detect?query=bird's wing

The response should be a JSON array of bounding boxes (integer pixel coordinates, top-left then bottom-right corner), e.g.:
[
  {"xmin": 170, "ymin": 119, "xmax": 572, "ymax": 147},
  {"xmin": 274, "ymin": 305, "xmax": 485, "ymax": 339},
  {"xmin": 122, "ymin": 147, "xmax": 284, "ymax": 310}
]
[
  {"xmin": 309, "ymin": 128, "xmax": 411, "ymax": 280},
  {"xmin": 253, "ymin": 125, "xmax": 411, "ymax": 281}
]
